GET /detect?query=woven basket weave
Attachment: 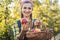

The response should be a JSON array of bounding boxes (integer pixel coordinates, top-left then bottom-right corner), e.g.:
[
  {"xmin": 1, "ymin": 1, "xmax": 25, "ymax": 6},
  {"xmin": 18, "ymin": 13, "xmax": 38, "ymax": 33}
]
[{"xmin": 26, "ymin": 28, "xmax": 53, "ymax": 40}]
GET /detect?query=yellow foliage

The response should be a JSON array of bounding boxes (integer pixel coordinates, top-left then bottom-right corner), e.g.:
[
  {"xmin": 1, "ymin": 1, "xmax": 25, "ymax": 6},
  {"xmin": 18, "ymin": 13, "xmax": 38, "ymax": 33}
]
[
  {"xmin": 8, "ymin": 18, "xmax": 14, "ymax": 24},
  {"xmin": 43, "ymin": 22, "xmax": 48, "ymax": 25},
  {"xmin": 0, "ymin": 6, "xmax": 4, "ymax": 12},
  {"xmin": 42, "ymin": 17, "xmax": 47, "ymax": 21},
  {"xmin": 39, "ymin": 5, "xmax": 43, "ymax": 10},
  {"xmin": 0, "ymin": 21, "xmax": 5, "ymax": 32},
  {"xmin": 14, "ymin": 13, "xmax": 20, "ymax": 19},
  {"xmin": 54, "ymin": 27, "xmax": 58, "ymax": 32}
]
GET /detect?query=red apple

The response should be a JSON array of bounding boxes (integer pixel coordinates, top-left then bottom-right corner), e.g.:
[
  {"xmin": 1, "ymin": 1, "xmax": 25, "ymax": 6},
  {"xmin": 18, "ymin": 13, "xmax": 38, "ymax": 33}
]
[{"xmin": 21, "ymin": 18, "xmax": 28, "ymax": 24}]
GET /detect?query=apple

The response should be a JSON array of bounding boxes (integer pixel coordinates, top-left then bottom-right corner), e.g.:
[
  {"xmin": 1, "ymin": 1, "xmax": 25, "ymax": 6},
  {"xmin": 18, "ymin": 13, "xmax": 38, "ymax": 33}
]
[
  {"xmin": 21, "ymin": 18, "xmax": 28, "ymax": 24},
  {"xmin": 30, "ymin": 29, "xmax": 36, "ymax": 32}
]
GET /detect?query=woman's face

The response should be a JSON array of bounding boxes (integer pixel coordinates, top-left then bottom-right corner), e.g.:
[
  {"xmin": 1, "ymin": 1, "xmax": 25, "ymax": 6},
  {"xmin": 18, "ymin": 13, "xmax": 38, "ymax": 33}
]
[{"xmin": 21, "ymin": 3, "xmax": 33, "ymax": 17}]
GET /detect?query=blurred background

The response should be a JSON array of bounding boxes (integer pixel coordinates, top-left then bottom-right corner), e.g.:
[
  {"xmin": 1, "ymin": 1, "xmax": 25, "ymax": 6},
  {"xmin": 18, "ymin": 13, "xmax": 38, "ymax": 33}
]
[{"xmin": 0, "ymin": 0, "xmax": 60, "ymax": 40}]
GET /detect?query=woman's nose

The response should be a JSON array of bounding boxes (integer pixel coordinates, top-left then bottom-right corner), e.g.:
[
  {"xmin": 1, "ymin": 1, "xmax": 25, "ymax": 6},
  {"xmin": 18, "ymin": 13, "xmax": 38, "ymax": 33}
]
[{"xmin": 26, "ymin": 9, "xmax": 29, "ymax": 12}]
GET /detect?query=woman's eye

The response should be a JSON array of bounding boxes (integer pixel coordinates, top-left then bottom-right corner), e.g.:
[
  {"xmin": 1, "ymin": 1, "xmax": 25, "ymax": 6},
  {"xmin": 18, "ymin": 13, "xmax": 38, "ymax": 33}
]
[
  {"xmin": 28, "ymin": 7, "xmax": 31, "ymax": 10},
  {"xmin": 24, "ymin": 7, "xmax": 27, "ymax": 9}
]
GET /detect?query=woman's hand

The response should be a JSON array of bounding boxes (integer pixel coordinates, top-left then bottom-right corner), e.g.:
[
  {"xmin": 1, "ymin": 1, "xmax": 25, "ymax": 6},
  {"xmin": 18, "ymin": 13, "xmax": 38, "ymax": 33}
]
[
  {"xmin": 21, "ymin": 18, "xmax": 29, "ymax": 31},
  {"xmin": 21, "ymin": 23, "xmax": 29, "ymax": 32}
]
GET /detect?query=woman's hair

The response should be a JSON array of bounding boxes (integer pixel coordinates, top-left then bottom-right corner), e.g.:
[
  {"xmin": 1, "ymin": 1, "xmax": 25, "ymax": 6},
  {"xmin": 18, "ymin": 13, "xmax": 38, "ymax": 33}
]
[
  {"xmin": 24, "ymin": 1, "xmax": 32, "ymax": 4},
  {"xmin": 20, "ymin": 0, "xmax": 34, "ymax": 7}
]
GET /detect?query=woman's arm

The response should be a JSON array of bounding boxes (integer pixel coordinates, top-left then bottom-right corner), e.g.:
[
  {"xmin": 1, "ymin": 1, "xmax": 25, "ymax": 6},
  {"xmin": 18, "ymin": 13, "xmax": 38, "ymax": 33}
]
[
  {"xmin": 19, "ymin": 30, "xmax": 25, "ymax": 40},
  {"xmin": 18, "ymin": 23, "xmax": 29, "ymax": 40}
]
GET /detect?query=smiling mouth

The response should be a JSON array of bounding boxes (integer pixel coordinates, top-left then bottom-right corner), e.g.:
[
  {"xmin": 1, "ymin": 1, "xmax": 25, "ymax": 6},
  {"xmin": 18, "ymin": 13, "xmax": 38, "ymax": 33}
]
[{"xmin": 25, "ymin": 13, "xmax": 30, "ymax": 14}]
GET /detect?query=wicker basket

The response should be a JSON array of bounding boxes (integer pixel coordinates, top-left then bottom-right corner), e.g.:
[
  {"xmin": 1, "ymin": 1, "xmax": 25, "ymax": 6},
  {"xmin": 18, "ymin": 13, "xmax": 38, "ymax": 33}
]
[{"xmin": 26, "ymin": 28, "xmax": 53, "ymax": 40}]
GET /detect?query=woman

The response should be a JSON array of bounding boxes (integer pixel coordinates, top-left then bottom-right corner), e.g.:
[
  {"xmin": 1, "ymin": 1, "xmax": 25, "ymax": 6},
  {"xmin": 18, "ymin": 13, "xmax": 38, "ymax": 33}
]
[
  {"xmin": 16, "ymin": 0, "xmax": 53, "ymax": 40},
  {"xmin": 20, "ymin": 0, "xmax": 34, "ymax": 30},
  {"xmin": 16, "ymin": 0, "xmax": 34, "ymax": 40}
]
